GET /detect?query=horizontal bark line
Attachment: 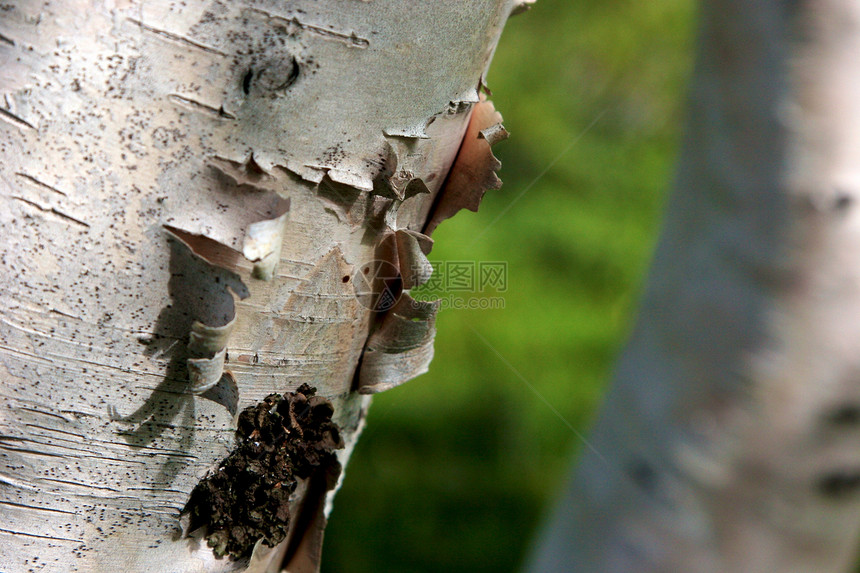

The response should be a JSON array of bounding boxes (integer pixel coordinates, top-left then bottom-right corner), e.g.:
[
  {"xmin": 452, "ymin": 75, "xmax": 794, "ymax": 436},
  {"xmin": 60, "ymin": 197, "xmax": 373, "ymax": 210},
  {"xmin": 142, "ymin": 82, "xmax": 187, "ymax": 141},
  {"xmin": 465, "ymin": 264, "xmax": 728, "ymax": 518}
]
[
  {"xmin": 127, "ymin": 18, "xmax": 229, "ymax": 57},
  {"xmin": 0, "ymin": 527, "xmax": 84, "ymax": 544},
  {"xmin": 0, "ymin": 107, "xmax": 35, "ymax": 130}
]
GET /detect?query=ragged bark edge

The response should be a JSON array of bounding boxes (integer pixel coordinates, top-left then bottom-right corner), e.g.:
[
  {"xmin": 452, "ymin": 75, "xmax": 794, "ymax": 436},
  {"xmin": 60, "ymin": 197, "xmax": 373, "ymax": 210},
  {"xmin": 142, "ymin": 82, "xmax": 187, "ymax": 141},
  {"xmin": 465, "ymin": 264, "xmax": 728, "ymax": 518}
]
[{"xmin": 353, "ymin": 97, "xmax": 510, "ymax": 393}]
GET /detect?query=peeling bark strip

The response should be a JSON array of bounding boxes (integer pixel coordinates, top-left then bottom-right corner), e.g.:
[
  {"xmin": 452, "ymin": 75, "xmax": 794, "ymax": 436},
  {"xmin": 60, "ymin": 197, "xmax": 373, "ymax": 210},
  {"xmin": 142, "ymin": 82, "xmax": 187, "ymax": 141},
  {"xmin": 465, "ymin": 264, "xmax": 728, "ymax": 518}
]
[
  {"xmin": 358, "ymin": 294, "xmax": 440, "ymax": 394},
  {"xmin": 183, "ymin": 385, "xmax": 343, "ymax": 560},
  {"xmin": 0, "ymin": 0, "xmax": 520, "ymax": 570},
  {"xmin": 425, "ymin": 97, "xmax": 509, "ymax": 235},
  {"xmin": 395, "ymin": 229, "xmax": 434, "ymax": 290},
  {"xmin": 355, "ymin": 229, "xmax": 438, "ymax": 394},
  {"xmin": 187, "ymin": 319, "xmax": 236, "ymax": 393}
]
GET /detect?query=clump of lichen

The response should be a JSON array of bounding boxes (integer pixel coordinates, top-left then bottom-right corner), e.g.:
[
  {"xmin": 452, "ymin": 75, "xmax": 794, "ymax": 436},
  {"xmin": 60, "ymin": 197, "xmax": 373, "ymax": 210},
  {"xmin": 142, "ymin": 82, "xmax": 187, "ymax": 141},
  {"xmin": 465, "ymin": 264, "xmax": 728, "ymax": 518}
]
[{"xmin": 183, "ymin": 384, "xmax": 343, "ymax": 559}]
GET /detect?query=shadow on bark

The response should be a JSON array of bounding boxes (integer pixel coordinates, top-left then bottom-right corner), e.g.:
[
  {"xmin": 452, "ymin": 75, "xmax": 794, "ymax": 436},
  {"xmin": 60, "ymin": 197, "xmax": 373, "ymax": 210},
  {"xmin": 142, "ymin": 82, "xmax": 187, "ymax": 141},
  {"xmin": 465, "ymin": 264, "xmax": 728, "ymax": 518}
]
[{"xmin": 109, "ymin": 236, "xmax": 247, "ymax": 487}]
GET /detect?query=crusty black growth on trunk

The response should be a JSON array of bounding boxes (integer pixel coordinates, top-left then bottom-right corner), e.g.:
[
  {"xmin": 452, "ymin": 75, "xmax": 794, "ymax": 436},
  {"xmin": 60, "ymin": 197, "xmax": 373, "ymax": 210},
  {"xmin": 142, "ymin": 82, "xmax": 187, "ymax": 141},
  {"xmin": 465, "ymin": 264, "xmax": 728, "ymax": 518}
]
[{"xmin": 183, "ymin": 385, "xmax": 343, "ymax": 559}]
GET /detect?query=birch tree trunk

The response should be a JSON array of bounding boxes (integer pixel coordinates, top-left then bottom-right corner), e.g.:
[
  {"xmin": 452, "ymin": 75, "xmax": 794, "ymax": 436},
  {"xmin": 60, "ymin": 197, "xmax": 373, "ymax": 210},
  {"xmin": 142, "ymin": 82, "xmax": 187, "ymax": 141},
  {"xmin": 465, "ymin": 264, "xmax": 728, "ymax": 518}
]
[
  {"xmin": 0, "ymin": 1, "xmax": 524, "ymax": 571},
  {"xmin": 527, "ymin": 1, "xmax": 860, "ymax": 572}
]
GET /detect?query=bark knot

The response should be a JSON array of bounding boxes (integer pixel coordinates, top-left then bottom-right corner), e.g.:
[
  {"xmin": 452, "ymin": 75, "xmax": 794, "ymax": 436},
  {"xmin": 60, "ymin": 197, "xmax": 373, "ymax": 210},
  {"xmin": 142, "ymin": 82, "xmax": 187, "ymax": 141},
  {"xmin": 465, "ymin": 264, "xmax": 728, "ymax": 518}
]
[{"xmin": 183, "ymin": 384, "xmax": 343, "ymax": 559}]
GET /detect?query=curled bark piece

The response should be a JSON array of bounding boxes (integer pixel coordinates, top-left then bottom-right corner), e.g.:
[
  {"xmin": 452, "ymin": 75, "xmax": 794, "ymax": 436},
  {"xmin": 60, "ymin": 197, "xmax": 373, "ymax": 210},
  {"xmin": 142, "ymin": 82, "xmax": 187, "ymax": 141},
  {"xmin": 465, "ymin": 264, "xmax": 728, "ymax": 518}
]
[
  {"xmin": 357, "ymin": 294, "xmax": 439, "ymax": 394},
  {"xmin": 165, "ymin": 154, "xmax": 291, "ymax": 280},
  {"xmin": 399, "ymin": 228, "xmax": 434, "ymax": 254},
  {"xmin": 395, "ymin": 229, "xmax": 434, "ymax": 289},
  {"xmin": 357, "ymin": 343, "xmax": 435, "ymax": 395},
  {"xmin": 161, "ymin": 230, "xmax": 244, "ymax": 394},
  {"xmin": 243, "ymin": 210, "xmax": 289, "ymax": 280},
  {"xmin": 380, "ymin": 137, "xmax": 444, "ymax": 200},
  {"xmin": 424, "ymin": 98, "xmax": 509, "ymax": 235},
  {"xmin": 511, "ymin": 0, "xmax": 537, "ymax": 16},
  {"xmin": 480, "ymin": 122, "xmax": 509, "ymax": 146},
  {"xmin": 188, "ymin": 318, "xmax": 235, "ymax": 356},
  {"xmin": 187, "ymin": 347, "xmax": 228, "ymax": 394},
  {"xmin": 165, "ymin": 195, "xmax": 289, "ymax": 281},
  {"xmin": 164, "ymin": 225, "xmax": 245, "ymax": 273},
  {"xmin": 187, "ymin": 318, "xmax": 236, "ymax": 394}
]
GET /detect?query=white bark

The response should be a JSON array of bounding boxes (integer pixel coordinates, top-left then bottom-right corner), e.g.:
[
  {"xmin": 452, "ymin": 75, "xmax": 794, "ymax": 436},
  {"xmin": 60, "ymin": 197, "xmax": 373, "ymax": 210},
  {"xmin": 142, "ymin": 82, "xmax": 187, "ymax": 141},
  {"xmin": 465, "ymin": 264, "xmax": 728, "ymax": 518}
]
[
  {"xmin": 527, "ymin": 1, "xmax": 860, "ymax": 572},
  {"xmin": 0, "ymin": 1, "xmax": 520, "ymax": 571}
]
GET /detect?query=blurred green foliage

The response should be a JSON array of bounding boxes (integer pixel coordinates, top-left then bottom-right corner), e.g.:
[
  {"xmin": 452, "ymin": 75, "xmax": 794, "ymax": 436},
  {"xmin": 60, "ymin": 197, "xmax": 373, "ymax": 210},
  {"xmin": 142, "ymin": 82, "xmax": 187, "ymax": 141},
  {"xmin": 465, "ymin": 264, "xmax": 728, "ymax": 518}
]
[{"xmin": 323, "ymin": 1, "xmax": 696, "ymax": 571}]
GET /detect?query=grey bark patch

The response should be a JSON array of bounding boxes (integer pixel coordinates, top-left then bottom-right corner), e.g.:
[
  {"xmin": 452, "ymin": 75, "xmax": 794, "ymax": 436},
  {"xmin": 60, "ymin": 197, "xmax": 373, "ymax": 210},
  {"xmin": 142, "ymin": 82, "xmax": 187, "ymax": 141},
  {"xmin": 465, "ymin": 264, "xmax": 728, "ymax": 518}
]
[
  {"xmin": 182, "ymin": 385, "xmax": 344, "ymax": 560},
  {"xmin": 833, "ymin": 191, "xmax": 853, "ymax": 212},
  {"xmin": 795, "ymin": 190, "xmax": 855, "ymax": 215},
  {"xmin": 627, "ymin": 458, "xmax": 658, "ymax": 494},
  {"xmin": 818, "ymin": 470, "xmax": 860, "ymax": 499},
  {"xmin": 825, "ymin": 404, "xmax": 860, "ymax": 427}
]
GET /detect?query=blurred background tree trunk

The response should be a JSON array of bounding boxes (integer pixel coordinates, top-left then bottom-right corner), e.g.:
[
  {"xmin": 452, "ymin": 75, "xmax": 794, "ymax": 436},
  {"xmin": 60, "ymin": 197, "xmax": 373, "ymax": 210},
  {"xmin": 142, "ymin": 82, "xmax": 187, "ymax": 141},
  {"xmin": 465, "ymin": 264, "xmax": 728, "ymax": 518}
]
[
  {"xmin": 527, "ymin": 1, "xmax": 860, "ymax": 571},
  {"xmin": 0, "ymin": 1, "xmax": 521, "ymax": 571}
]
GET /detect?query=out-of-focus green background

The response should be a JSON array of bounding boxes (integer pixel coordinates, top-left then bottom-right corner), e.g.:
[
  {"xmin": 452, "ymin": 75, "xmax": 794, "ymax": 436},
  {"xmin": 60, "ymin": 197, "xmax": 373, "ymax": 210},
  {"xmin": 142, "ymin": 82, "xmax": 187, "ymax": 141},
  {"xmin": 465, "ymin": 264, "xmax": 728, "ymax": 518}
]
[{"xmin": 323, "ymin": 1, "xmax": 696, "ymax": 571}]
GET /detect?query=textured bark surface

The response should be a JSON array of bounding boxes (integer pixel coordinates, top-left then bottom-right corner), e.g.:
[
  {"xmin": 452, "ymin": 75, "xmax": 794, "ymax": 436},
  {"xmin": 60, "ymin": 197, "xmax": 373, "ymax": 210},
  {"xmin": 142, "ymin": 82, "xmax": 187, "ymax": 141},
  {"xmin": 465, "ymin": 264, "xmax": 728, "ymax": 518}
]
[
  {"xmin": 527, "ymin": 1, "xmax": 860, "ymax": 572},
  {"xmin": 0, "ymin": 1, "xmax": 519, "ymax": 571}
]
